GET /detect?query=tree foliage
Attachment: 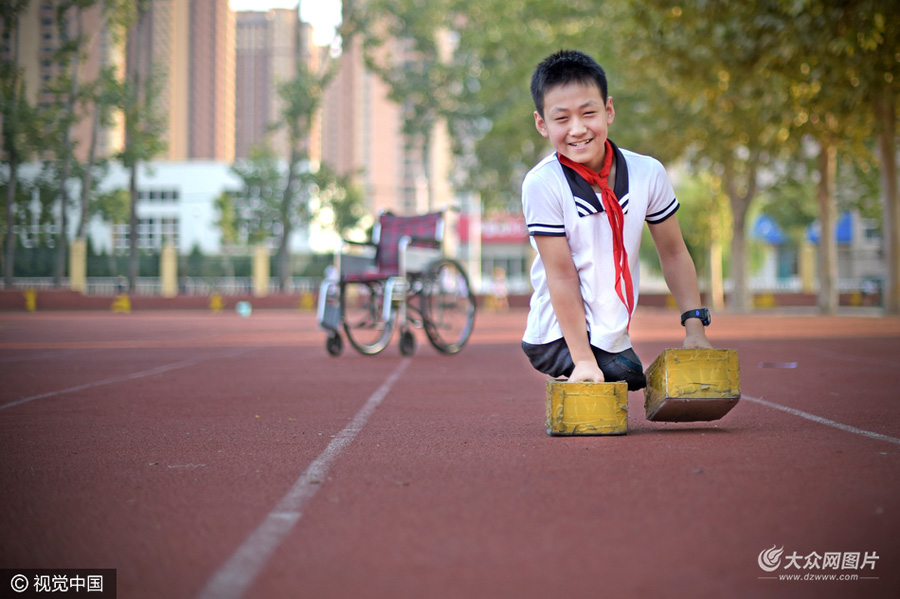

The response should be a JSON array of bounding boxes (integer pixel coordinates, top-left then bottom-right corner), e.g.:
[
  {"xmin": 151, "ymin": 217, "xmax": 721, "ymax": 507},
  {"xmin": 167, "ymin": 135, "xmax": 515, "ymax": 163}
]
[
  {"xmin": 1, "ymin": 0, "xmax": 44, "ymax": 284},
  {"xmin": 348, "ymin": 0, "xmax": 622, "ymax": 210}
]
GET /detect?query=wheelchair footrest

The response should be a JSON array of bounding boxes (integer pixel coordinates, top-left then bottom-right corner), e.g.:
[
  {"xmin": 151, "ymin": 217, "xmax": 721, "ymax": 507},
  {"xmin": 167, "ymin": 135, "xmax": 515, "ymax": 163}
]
[{"xmin": 320, "ymin": 302, "xmax": 341, "ymax": 332}]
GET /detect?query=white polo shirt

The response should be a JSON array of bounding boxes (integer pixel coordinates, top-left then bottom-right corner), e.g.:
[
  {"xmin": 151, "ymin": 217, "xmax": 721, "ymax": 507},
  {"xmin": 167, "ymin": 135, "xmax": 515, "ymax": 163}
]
[{"xmin": 521, "ymin": 141, "xmax": 679, "ymax": 353}]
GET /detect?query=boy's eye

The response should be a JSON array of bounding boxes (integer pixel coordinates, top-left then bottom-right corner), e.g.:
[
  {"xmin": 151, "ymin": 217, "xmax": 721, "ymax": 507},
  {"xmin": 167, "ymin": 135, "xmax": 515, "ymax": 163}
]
[
  {"xmin": 555, "ymin": 116, "xmax": 568, "ymax": 122},
  {"xmin": 583, "ymin": 111, "xmax": 596, "ymax": 117}
]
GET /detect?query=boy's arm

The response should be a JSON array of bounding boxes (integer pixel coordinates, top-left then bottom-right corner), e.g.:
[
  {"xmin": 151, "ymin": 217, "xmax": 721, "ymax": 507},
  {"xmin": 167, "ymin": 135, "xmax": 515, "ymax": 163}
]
[
  {"xmin": 534, "ymin": 235, "xmax": 605, "ymax": 382},
  {"xmin": 648, "ymin": 216, "xmax": 713, "ymax": 349}
]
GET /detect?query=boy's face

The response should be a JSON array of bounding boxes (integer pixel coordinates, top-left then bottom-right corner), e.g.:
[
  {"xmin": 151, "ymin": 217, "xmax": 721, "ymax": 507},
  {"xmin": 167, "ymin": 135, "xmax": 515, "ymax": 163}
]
[{"xmin": 534, "ymin": 81, "xmax": 615, "ymax": 173}]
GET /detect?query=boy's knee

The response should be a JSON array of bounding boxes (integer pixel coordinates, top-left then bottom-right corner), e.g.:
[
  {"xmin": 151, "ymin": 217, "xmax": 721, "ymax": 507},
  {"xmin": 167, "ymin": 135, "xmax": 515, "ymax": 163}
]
[{"xmin": 596, "ymin": 348, "xmax": 646, "ymax": 391}]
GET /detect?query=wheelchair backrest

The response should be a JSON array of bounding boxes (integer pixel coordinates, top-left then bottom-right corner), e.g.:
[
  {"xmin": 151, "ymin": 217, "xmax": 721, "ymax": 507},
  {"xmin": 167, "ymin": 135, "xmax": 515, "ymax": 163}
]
[{"xmin": 374, "ymin": 211, "xmax": 443, "ymax": 272}]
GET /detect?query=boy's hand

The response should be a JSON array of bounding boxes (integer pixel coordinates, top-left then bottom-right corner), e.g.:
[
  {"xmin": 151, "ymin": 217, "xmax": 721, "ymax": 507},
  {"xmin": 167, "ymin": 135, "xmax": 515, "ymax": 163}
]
[
  {"xmin": 683, "ymin": 321, "xmax": 713, "ymax": 349},
  {"xmin": 568, "ymin": 360, "xmax": 606, "ymax": 383}
]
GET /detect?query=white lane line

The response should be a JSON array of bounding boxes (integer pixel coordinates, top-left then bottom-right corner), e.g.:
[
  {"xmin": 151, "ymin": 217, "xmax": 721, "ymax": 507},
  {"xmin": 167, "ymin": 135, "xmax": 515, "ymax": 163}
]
[
  {"xmin": 195, "ymin": 358, "xmax": 410, "ymax": 599},
  {"xmin": 743, "ymin": 395, "xmax": 900, "ymax": 446},
  {"xmin": 0, "ymin": 347, "xmax": 252, "ymax": 411}
]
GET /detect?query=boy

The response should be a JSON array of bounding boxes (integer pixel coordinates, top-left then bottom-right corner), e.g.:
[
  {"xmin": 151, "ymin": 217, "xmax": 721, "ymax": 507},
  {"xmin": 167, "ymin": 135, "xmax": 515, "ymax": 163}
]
[{"xmin": 521, "ymin": 49, "xmax": 712, "ymax": 388}]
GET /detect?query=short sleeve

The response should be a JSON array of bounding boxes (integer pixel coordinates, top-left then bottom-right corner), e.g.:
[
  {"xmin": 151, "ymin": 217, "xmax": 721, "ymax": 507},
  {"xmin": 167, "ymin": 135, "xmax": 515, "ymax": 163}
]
[
  {"xmin": 522, "ymin": 165, "xmax": 566, "ymax": 237},
  {"xmin": 645, "ymin": 160, "xmax": 679, "ymax": 224}
]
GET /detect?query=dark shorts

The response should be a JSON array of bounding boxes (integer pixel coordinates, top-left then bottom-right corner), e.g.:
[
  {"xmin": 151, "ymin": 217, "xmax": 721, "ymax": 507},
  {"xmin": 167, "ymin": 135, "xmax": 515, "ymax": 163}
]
[{"xmin": 522, "ymin": 336, "xmax": 647, "ymax": 391}]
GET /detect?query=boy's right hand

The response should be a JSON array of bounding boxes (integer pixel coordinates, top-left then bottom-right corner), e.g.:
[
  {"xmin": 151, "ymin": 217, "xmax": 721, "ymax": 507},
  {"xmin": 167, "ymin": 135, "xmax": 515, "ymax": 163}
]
[{"xmin": 568, "ymin": 360, "xmax": 606, "ymax": 383}]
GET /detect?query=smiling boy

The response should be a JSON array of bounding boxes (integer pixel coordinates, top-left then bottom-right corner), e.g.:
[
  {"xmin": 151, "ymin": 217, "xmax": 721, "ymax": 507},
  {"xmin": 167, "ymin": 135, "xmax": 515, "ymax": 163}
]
[{"xmin": 521, "ymin": 50, "xmax": 712, "ymax": 387}]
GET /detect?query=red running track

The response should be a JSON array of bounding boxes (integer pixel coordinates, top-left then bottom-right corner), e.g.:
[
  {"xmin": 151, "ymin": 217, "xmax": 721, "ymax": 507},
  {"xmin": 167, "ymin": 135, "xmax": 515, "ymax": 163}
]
[{"xmin": 1, "ymin": 307, "xmax": 898, "ymax": 599}]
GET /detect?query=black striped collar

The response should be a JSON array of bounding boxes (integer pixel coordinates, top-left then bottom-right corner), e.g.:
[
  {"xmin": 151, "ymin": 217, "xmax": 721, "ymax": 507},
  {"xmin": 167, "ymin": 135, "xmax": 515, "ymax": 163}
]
[{"xmin": 558, "ymin": 139, "xmax": 630, "ymax": 217}]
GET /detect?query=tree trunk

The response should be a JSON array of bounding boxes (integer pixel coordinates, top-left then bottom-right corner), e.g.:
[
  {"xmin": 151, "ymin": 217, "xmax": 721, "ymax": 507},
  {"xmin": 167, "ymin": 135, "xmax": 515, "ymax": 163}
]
[
  {"xmin": 54, "ymin": 6, "xmax": 84, "ymax": 288},
  {"xmin": 77, "ymin": 101, "xmax": 100, "ymax": 241},
  {"xmin": 128, "ymin": 165, "xmax": 139, "ymax": 291},
  {"xmin": 708, "ymin": 239, "xmax": 724, "ymax": 311},
  {"xmin": 4, "ymin": 154, "xmax": 17, "ymax": 286},
  {"xmin": 277, "ymin": 229, "xmax": 291, "ymax": 292},
  {"xmin": 875, "ymin": 87, "xmax": 899, "ymax": 315},
  {"xmin": 817, "ymin": 141, "xmax": 839, "ymax": 314},
  {"xmin": 2, "ymin": 11, "xmax": 22, "ymax": 287},
  {"xmin": 729, "ymin": 205, "xmax": 748, "ymax": 311},
  {"xmin": 723, "ymin": 155, "xmax": 757, "ymax": 312},
  {"xmin": 279, "ymin": 149, "xmax": 300, "ymax": 291},
  {"xmin": 125, "ymin": 4, "xmax": 148, "ymax": 293}
]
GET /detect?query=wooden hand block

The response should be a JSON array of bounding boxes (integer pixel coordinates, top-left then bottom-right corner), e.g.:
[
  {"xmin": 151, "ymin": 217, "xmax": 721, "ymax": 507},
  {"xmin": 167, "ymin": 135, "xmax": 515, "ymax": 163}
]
[
  {"xmin": 545, "ymin": 380, "xmax": 628, "ymax": 436},
  {"xmin": 643, "ymin": 349, "xmax": 741, "ymax": 422}
]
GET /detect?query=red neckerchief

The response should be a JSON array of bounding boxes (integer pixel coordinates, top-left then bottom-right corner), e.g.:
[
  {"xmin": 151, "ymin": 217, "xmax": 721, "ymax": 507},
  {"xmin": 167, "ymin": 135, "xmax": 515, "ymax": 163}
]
[{"xmin": 557, "ymin": 141, "xmax": 634, "ymax": 330}]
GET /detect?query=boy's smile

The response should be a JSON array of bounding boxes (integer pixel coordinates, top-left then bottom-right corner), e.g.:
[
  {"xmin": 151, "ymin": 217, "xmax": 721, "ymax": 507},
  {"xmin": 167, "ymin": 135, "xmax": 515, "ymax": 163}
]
[{"xmin": 534, "ymin": 81, "xmax": 615, "ymax": 174}]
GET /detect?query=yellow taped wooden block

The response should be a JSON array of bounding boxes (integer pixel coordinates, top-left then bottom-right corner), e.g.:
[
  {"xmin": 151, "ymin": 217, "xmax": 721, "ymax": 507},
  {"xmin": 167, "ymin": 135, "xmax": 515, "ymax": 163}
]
[
  {"xmin": 644, "ymin": 349, "xmax": 740, "ymax": 422},
  {"xmin": 545, "ymin": 380, "xmax": 628, "ymax": 436}
]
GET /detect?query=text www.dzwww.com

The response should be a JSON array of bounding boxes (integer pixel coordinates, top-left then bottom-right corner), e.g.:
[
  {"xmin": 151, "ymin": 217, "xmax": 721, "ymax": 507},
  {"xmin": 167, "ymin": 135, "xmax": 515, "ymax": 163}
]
[{"xmin": 775, "ymin": 573, "xmax": 874, "ymax": 581}]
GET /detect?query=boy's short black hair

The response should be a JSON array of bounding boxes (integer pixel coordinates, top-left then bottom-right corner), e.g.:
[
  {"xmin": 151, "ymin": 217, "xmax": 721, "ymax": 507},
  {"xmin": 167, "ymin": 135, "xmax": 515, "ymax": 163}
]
[{"xmin": 530, "ymin": 50, "xmax": 608, "ymax": 118}]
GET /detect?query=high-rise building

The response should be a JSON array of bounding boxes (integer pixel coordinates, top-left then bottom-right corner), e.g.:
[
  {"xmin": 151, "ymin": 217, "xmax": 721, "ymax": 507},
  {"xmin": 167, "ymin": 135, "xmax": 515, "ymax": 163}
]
[
  {"xmin": 321, "ymin": 32, "xmax": 455, "ymax": 218},
  {"xmin": 2, "ymin": 1, "xmax": 122, "ymax": 162},
  {"xmin": 234, "ymin": 6, "xmax": 320, "ymax": 163},
  {"xmin": 3, "ymin": 0, "xmax": 236, "ymax": 164},
  {"xmin": 123, "ymin": 0, "xmax": 236, "ymax": 162},
  {"xmin": 185, "ymin": 0, "xmax": 235, "ymax": 161}
]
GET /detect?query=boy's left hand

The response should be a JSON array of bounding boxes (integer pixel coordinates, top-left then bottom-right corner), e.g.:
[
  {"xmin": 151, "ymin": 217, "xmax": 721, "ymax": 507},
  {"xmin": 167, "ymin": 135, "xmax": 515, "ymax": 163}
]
[{"xmin": 683, "ymin": 321, "xmax": 713, "ymax": 349}]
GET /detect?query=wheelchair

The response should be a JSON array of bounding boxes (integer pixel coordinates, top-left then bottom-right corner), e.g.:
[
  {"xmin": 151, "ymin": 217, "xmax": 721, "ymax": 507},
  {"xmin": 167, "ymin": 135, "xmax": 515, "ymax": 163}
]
[{"xmin": 317, "ymin": 210, "xmax": 476, "ymax": 356}]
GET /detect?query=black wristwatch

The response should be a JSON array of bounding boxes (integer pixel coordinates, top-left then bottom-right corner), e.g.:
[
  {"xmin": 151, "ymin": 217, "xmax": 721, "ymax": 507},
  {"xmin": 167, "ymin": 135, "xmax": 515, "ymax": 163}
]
[{"xmin": 681, "ymin": 308, "xmax": 711, "ymax": 326}]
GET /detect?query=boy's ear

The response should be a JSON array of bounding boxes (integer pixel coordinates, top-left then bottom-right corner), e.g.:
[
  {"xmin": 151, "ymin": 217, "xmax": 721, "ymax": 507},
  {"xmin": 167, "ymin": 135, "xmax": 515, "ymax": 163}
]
[
  {"xmin": 534, "ymin": 111, "xmax": 549, "ymax": 137},
  {"xmin": 606, "ymin": 97, "xmax": 615, "ymax": 125}
]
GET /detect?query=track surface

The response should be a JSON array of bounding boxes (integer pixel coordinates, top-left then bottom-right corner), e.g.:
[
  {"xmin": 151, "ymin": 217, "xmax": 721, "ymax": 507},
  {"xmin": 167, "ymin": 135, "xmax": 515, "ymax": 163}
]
[{"xmin": 1, "ymin": 307, "xmax": 899, "ymax": 599}]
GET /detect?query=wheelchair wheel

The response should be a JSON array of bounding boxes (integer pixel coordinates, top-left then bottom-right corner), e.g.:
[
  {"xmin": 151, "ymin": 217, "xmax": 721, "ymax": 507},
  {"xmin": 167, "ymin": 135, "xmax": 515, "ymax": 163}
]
[
  {"xmin": 341, "ymin": 280, "xmax": 396, "ymax": 355},
  {"xmin": 325, "ymin": 333, "xmax": 343, "ymax": 356},
  {"xmin": 421, "ymin": 258, "xmax": 476, "ymax": 354},
  {"xmin": 399, "ymin": 328, "xmax": 416, "ymax": 356}
]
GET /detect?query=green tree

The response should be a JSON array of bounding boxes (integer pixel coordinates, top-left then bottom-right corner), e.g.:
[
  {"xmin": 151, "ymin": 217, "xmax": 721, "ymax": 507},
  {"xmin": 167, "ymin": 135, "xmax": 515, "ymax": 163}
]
[
  {"xmin": 119, "ymin": 0, "xmax": 167, "ymax": 291},
  {"xmin": 791, "ymin": 0, "xmax": 897, "ymax": 313},
  {"xmin": 40, "ymin": 1, "xmax": 98, "ymax": 286},
  {"xmin": 229, "ymin": 145, "xmax": 359, "ymax": 288},
  {"xmin": 321, "ymin": 168, "xmax": 367, "ymax": 239},
  {"xmin": 266, "ymin": 60, "xmax": 336, "ymax": 289},
  {"xmin": 1, "ymin": 0, "xmax": 43, "ymax": 285},
  {"xmin": 621, "ymin": 0, "xmax": 804, "ymax": 311},
  {"xmin": 347, "ymin": 0, "xmax": 620, "ymax": 210},
  {"xmin": 76, "ymin": 1, "xmax": 132, "ymax": 244}
]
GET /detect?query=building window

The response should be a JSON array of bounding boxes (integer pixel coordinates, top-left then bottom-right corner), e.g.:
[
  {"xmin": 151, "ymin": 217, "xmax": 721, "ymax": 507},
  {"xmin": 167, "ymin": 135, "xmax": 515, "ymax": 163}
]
[
  {"xmin": 863, "ymin": 220, "xmax": 881, "ymax": 241},
  {"xmin": 113, "ymin": 217, "xmax": 180, "ymax": 253},
  {"xmin": 138, "ymin": 188, "xmax": 180, "ymax": 203}
]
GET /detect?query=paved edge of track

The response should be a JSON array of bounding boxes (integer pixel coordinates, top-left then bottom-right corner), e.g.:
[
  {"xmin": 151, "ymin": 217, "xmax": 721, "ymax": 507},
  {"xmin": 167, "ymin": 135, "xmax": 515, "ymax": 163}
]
[{"xmin": 194, "ymin": 359, "xmax": 410, "ymax": 599}]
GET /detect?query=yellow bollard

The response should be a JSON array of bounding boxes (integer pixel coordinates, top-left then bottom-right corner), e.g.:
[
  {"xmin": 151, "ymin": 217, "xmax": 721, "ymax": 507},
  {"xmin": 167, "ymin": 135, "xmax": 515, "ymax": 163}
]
[
  {"xmin": 111, "ymin": 294, "xmax": 131, "ymax": 314},
  {"xmin": 69, "ymin": 239, "xmax": 87, "ymax": 293},
  {"xmin": 23, "ymin": 289, "xmax": 37, "ymax": 312},
  {"xmin": 299, "ymin": 291, "xmax": 315, "ymax": 311},
  {"xmin": 545, "ymin": 380, "xmax": 628, "ymax": 436},
  {"xmin": 644, "ymin": 349, "xmax": 741, "ymax": 422},
  {"xmin": 252, "ymin": 244, "xmax": 269, "ymax": 298},
  {"xmin": 209, "ymin": 293, "xmax": 224, "ymax": 313},
  {"xmin": 754, "ymin": 293, "xmax": 777, "ymax": 309},
  {"xmin": 160, "ymin": 243, "xmax": 178, "ymax": 298}
]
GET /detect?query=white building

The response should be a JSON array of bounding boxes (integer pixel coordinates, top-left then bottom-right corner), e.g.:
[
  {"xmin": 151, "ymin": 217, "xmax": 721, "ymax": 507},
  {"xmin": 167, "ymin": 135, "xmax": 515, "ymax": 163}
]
[{"xmin": 9, "ymin": 161, "xmax": 315, "ymax": 256}]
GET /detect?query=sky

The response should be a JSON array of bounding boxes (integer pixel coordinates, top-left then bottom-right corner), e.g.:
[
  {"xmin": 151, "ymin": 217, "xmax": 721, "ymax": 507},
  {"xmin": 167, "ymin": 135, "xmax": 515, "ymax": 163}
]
[{"xmin": 228, "ymin": 0, "xmax": 342, "ymax": 46}]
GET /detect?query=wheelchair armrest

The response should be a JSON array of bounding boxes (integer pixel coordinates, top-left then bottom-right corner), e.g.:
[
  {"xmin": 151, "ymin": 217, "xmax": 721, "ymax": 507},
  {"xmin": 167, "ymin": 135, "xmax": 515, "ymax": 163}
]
[
  {"xmin": 342, "ymin": 239, "xmax": 377, "ymax": 248},
  {"xmin": 337, "ymin": 239, "xmax": 378, "ymax": 277},
  {"xmin": 398, "ymin": 236, "xmax": 441, "ymax": 249},
  {"xmin": 398, "ymin": 235, "xmax": 443, "ymax": 275}
]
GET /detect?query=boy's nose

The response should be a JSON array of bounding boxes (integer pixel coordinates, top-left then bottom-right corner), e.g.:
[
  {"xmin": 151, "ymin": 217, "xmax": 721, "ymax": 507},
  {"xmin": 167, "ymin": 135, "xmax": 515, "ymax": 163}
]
[{"xmin": 569, "ymin": 117, "xmax": 587, "ymax": 135}]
